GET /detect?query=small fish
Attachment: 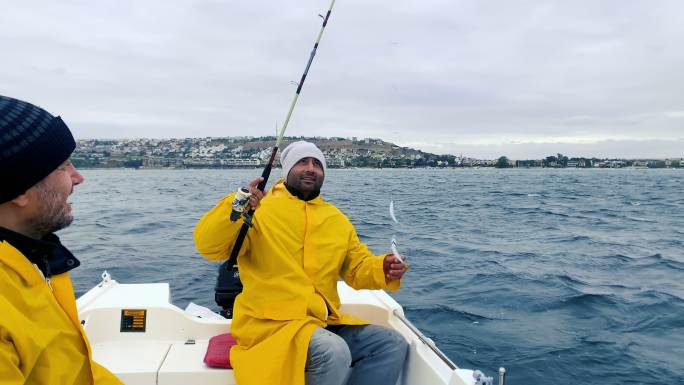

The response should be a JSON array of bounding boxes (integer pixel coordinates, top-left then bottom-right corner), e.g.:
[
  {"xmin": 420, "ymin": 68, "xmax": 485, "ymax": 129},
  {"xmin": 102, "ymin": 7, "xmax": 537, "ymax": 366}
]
[{"xmin": 389, "ymin": 200, "xmax": 399, "ymax": 223}]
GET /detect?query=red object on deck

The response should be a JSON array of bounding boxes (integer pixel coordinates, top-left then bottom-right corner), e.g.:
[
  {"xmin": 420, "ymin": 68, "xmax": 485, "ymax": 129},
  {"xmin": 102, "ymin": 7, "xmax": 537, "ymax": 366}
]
[{"xmin": 204, "ymin": 333, "xmax": 237, "ymax": 369}]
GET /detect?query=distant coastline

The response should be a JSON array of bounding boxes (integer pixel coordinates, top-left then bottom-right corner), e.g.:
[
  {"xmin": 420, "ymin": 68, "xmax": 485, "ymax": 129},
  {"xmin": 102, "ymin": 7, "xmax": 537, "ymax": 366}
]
[{"xmin": 72, "ymin": 136, "xmax": 683, "ymax": 170}]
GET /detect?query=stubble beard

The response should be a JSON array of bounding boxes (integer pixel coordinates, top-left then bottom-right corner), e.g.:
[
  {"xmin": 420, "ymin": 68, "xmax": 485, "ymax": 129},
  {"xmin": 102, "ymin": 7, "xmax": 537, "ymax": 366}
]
[
  {"xmin": 289, "ymin": 173, "xmax": 323, "ymax": 197},
  {"xmin": 28, "ymin": 181, "xmax": 73, "ymax": 238}
]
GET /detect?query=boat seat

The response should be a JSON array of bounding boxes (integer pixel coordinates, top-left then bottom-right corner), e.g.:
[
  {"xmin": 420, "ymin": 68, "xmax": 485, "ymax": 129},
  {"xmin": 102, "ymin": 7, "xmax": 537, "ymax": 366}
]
[
  {"xmin": 158, "ymin": 340, "xmax": 236, "ymax": 385},
  {"xmin": 91, "ymin": 340, "xmax": 171, "ymax": 385}
]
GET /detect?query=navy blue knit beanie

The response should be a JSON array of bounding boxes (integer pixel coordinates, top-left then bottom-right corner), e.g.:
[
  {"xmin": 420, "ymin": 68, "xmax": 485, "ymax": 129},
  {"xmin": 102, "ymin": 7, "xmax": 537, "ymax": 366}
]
[{"xmin": 0, "ymin": 95, "xmax": 76, "ymax": 203}]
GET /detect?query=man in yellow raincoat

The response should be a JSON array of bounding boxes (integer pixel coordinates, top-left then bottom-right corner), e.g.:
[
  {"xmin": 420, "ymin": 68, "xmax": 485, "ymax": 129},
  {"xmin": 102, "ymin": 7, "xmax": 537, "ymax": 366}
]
[
  {"xmin": 0, "ymin": 95, "xmax": 123, "ymax": 384},
  {"xmin": 195, "ymin": 141, "xmax": 409, "ymax": 385}
]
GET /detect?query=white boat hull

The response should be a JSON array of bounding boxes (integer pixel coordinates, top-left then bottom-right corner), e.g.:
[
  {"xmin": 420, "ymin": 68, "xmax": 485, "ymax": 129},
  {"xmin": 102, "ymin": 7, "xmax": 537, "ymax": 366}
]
[{"xmin": 77, "ymin": 273, "xmax": 480, "ymax": 385}]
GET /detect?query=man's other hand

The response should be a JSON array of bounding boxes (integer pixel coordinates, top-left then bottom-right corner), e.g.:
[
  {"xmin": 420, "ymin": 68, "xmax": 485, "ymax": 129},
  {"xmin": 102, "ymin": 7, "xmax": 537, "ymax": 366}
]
[
  {"xmin": 383, "ymin": 254, "xmax": 408, "ymax": 281},
  {"xmin": 246, "ymin": 177, "xmax": 265, "ymax": 211}
]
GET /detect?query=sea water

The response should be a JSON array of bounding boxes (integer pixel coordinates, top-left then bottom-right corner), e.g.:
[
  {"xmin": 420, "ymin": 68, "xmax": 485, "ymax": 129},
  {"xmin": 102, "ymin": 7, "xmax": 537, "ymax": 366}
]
[{"xmin": 63, "ymin": 168, "xmax": 684, "ymax": 385}]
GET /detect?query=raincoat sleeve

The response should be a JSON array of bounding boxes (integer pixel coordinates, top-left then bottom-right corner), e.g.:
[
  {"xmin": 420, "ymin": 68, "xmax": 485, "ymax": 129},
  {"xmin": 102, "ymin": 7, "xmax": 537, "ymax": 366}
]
[
  {"xmin": 340, "ymin": 226, "xmax": 401, "ymax": 291},
  {"xmin": 0, "ymin": 334, "xmax": 23, "ymax": 384},
  {"xmin": 92, "ymin": 361, "xmax": 125, "ymax": 384},
  {"xmin": 194, "ymin": 193, "xmax": 251, "ymax": 262}
]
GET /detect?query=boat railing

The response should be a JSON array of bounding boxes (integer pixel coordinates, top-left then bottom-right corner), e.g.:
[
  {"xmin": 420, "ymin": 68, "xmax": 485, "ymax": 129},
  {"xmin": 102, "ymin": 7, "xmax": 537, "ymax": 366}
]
[
  {"xmin": 392, "ymin": 309, "xmax": 457, "ymax": 370},
  {"xmin": 392, "ymin": 309, "xmax": 506, "ymax": 385}
]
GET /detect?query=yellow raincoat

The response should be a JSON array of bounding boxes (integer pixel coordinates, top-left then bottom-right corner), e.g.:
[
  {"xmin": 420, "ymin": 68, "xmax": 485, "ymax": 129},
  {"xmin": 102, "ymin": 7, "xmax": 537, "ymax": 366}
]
[
  {"xmin": 194, "ymin": 179, "xmax": 400, "ymax": 385},
  {"xmin": 0, "ymin": 241, "xmax": 123, "ymax": 384}
]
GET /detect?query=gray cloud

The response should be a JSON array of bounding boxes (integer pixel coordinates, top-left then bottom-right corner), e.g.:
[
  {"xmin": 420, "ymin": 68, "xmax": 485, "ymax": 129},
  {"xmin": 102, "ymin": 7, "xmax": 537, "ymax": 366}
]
[{"xmin": 1, "ymin": 0, "xmax": 682, "ymax": 158}]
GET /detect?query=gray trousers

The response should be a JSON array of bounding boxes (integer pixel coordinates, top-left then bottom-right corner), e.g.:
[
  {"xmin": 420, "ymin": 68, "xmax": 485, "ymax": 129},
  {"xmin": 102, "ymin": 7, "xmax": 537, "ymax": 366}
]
[{"xmin": 305, "ymin": 324, "xmax": 409, "ymax": 385}]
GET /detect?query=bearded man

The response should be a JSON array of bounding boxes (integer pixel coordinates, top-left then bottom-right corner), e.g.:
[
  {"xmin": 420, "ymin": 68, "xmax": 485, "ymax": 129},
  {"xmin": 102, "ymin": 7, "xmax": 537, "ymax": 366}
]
[
  {"xmin": 195, "ymin": 141, "xmax": 409, "ymax": 385},
  {"xmin": 0, "ymin": 95, "xmax": 123, "ymax": 384}
]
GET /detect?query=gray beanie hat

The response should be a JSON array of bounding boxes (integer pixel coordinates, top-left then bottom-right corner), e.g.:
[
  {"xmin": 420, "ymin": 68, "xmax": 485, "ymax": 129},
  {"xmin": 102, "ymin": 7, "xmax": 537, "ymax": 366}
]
[
  {"xmin": 280, "ymin": 141, "xmax": 327, "ymax": 179},
  {"xmin": 0, "ymin": 95, "xmax": 76, "ymax": 203}
]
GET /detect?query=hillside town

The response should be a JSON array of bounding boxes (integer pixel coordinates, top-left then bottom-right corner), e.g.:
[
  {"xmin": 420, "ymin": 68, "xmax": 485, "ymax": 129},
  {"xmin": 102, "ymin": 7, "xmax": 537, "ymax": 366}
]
[
  {"xmin": 72, "ymin": 136, "xmax": 455, "ymax": 169},
  {"xmin": 71, "ymin": 137, "xmax": 683, "ymax": 169}
]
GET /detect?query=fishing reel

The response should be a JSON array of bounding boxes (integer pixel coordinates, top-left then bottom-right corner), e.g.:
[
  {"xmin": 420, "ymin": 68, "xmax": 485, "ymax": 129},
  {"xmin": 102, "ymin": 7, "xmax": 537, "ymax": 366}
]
[
  {"xmin": 230, "ymin": 187, "xmax": 254, "ymax": 227},
  {"xmin": 215, "ymin": 186, "xmax": 253, "ymax": 319}
]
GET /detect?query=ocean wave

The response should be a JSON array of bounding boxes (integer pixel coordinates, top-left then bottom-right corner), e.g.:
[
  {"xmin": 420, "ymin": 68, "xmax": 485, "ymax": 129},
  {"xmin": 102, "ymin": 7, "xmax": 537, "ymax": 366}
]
[
  {"xmin": 625, "ymin": 216, "xmax": 656, "ymax": 223},
  {"xmin": 535, "ymin": 293, "xmax": 620, "ymax": 312},
  {"xmin": 552, "ymin": 235, "xmax": 592, "ymax": 243},
  {"xmin": 552, "ymin": 274, "xmax": 589, "ymax": 288},
  {"xmin": 405, "ymin": 304, "xmax": 494, "ymax": 322},
  {"xmin": 631, "ymin": 254, "xmax": 684, "ymax": 271}
]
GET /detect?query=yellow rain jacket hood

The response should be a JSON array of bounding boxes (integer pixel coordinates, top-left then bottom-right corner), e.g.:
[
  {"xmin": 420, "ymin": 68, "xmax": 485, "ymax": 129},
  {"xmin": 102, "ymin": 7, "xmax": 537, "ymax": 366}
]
[
  {"xmin": 0, "ymin": 240, "xmax": 123, "ymax": 385},
  {"xmin": 194, "ymin": 180, "xmax": 400, "ymax": 385}
]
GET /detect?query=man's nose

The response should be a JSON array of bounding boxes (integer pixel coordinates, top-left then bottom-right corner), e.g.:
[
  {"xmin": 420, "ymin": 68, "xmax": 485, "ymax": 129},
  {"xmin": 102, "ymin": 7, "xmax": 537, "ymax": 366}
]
[{"xmin": 71, "ymin": 166, "xmax": 85, "ymax": 186}]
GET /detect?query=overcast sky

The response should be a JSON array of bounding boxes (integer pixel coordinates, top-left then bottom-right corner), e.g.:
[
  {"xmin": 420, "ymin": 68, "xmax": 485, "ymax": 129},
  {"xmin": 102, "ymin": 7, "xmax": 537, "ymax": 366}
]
[{"xmin": 1, "ymin": 0, "xmax": 682, "ymax": 158}]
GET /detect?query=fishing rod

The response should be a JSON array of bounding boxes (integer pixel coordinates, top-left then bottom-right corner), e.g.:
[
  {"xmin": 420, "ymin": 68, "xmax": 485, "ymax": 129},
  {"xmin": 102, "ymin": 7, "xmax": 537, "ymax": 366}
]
[{"xmin": 215, "ymin": 0, "xmax": 338, "ymax": 317}]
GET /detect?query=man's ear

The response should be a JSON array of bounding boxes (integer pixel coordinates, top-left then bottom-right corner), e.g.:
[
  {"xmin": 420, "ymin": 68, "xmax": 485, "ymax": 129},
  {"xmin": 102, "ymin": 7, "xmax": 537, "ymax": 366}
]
[{"xmin": 10, "ymin": 190, "xmax": 32, "ymax": 208}]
